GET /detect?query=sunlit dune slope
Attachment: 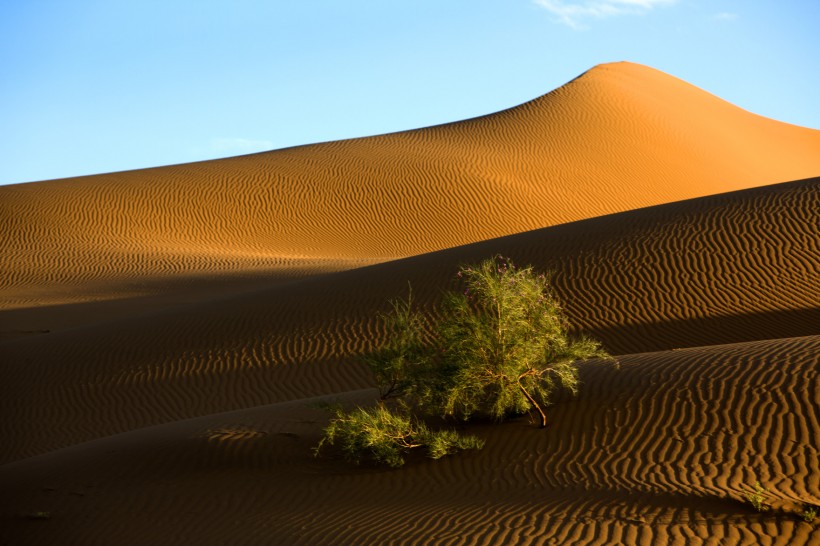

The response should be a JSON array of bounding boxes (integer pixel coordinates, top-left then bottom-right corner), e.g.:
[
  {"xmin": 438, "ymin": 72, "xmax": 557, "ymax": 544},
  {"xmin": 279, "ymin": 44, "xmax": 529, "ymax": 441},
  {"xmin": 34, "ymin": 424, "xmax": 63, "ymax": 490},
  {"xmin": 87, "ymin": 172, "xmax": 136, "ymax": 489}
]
[
  {"xmin": 1, "ymin": 178, "xmax": 816, "ymax": 463},
  {"xmin": 3, "ymin": 61, "xmax": 820, "ymax": 313},
  {"xmin": 2, "ymin": 336, "xmax": 818, "ymax": 545}
]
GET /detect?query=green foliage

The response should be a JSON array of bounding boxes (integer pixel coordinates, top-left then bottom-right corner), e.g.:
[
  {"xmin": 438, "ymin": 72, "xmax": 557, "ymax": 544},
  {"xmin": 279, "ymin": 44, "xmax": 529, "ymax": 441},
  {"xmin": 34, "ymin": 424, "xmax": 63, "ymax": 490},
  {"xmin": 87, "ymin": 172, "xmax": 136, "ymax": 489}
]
[
  {"xmin": 424, "ymin": 428, "xmax": 483, "ymax": 459},
  {"xmin": 24, "ymin": 511, "xmax": 51, "ymax": 520},
  {"xmin": 361, "ymin": 287, "xmax": 430, "ymax": 401},
  {"xmin": 422, "ymin": 256, "xmax": 610, "ymax": 427},
  {"xmin": 314, "ymin": 404, "xmax": 483, "ymax": 468},
  {"xmin": 743, "ymin": 481, "xmax": 771, "ymax": 512},
  {"xmin": 802, "ymin": 505, "xmax": 817, "ymax": 524},
  {"xmin": 316, "ymin": 256, "xmax": 609, "ymax": 468}
]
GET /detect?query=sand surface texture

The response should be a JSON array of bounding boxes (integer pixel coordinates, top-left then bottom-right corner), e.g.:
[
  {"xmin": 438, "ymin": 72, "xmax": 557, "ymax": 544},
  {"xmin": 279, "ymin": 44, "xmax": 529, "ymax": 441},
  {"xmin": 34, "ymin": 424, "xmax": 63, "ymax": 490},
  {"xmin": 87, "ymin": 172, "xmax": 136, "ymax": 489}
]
[{"xmin": 1, "ymin": 62, "xmax": 818, "ymax": 544}]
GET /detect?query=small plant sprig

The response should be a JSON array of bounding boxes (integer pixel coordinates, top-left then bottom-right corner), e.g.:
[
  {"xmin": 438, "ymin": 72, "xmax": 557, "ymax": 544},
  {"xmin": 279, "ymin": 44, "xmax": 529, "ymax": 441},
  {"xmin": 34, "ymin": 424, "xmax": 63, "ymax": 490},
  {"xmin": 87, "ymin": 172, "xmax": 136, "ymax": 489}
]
[
  {"xmin": 801, "ymin": 504, "xmax": 817, "ymax": 524},
  {"xmin": 743, "ymin": 481, "xmax": 771, "ymax": 512},
  {"xmin": 24, "ymin": 511, "xmax": 52, "ymax": 520},
  {"xmin": 314, "ymin": 404, "xmax": 483, "ymax": 468}
]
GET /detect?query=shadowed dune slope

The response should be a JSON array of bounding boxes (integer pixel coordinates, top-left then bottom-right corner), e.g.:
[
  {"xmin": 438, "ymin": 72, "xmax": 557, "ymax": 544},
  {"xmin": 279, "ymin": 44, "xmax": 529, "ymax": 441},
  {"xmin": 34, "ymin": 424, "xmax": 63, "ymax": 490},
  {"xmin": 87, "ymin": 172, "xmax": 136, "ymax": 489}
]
[
  {"xmin": 3, "ymin": 61, "xmax": 820, "ymax": 315},
  {"xmin": 2, "ymin": 336, "xmax": 818, "ymax": 545},
  {"xmin": 1, "ymin": 178, "xmax": 817, "ymax": 463}
]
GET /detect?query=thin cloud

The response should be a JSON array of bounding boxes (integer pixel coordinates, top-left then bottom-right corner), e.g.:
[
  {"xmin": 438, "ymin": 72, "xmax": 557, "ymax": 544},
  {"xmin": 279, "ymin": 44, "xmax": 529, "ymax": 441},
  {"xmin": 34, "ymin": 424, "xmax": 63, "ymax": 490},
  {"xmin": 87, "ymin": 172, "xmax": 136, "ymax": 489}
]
[
  {"xmin": 209, "ymin": 138, "xmax": 274, "ymax": 155},
  {"xmin": 713, "ymin": 12, "xmax": 738, "ymax": 21},
  {"xmin": 534, "ymin": 0, "xmax": 677, "ymax": 29}
]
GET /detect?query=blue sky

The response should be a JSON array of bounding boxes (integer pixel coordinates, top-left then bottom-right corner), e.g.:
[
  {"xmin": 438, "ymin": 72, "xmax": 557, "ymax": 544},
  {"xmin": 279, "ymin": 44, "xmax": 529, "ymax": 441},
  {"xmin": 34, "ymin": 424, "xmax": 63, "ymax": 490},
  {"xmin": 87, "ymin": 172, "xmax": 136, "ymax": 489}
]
[{"xmin": 2, "ymin": 1, "xmax": 818, "ymax": 186}]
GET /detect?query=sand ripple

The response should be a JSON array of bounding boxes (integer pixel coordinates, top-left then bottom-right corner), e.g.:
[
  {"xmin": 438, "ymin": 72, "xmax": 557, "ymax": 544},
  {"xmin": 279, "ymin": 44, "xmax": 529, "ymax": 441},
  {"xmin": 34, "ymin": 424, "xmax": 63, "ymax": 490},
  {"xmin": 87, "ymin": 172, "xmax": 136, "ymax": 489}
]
[
  {"xmin": 1, "ymin": 178, "xmax": 816, "ymax": 464},
  {"xmin": 1, "ymin": 337, "xmax": 816, "ymax": 545},
  {"xmin": 3, "ymin": 62, "xmax": 819, "ymax": 314}
]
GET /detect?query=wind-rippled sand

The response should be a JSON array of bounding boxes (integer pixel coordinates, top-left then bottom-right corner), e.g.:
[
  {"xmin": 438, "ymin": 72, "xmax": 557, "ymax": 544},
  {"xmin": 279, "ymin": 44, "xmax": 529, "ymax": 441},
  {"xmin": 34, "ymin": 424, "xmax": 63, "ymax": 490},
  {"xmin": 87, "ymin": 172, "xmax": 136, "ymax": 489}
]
[{"xmin": 1, "ymin": 62, "xmax": 818, "ymax": 545}]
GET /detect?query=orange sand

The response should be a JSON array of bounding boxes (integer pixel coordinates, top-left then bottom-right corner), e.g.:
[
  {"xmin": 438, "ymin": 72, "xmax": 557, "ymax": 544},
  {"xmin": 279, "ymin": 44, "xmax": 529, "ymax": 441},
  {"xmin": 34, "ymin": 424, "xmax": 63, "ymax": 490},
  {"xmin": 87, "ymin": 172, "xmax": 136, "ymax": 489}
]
[{"xmin": 1, "ymin": 62, "xmax": 818, "ymax": 545}]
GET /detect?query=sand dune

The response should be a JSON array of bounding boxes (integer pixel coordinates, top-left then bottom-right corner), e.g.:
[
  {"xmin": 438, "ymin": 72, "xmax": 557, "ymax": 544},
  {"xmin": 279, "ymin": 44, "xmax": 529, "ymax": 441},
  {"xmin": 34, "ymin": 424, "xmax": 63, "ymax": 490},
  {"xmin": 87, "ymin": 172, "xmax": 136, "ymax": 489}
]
[
  {"xmin": 1, "ymin": 61, "xmax": 819, "ymax": 544},
  {"xmin": 2, "ymin": 61, "xmax": 820, "ymax": 322},
  {"xmin": 2, "ymin": 335, "xmax": 817, "ymax": 545},
  {"xmin": 1, "ymin": 177, "xmax": 817, "ymax": 464}
]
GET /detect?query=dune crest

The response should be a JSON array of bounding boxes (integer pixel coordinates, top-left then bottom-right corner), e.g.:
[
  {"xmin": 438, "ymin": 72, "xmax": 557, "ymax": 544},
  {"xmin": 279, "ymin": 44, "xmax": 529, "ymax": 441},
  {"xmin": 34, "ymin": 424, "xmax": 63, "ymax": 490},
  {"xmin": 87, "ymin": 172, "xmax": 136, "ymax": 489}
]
[
  {"xmin": 2, "ymin": 177, "xmax": 817, "ymax": 463},
  {"xmin": 2, "ymin": 61, "xmax": 819, "ymax": 317}
]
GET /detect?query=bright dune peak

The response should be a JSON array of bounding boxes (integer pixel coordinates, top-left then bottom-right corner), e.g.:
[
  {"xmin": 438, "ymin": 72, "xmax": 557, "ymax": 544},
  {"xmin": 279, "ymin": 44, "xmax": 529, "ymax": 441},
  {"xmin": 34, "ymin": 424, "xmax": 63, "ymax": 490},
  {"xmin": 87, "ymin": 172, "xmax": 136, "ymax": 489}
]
[{"xmin": 1, "ymin": 61, "xmax": 819, "ymax": 312}]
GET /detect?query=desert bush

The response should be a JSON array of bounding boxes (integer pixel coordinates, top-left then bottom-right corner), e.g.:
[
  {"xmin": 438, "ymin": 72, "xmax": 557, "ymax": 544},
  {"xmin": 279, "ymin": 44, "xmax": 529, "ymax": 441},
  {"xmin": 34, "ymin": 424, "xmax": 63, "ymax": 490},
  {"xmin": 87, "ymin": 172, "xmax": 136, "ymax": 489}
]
[
  {"xmin": 317, "ymin": 256, "xmax": 608, "ymax": 467},
  {"xmin": 801, "ymin": 504, "xmax": 817, "ymax": 524},
  {"xmin": 314, "ymin": 404, "xmax": 483, "ymax": 468},
  {"xmin": 419, "ymin": 256, "xmax": 610, "ymax": 427}
]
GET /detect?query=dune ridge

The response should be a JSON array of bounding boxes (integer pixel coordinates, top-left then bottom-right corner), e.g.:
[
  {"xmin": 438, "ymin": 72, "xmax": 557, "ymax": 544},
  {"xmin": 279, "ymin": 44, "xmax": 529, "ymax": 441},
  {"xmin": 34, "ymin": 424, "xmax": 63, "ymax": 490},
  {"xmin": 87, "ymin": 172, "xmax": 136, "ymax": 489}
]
[
  {"xmin": 3, "ymin": 61, "xmax": 820, "ymax": 318},
  {"xmin": 1, "ymin": 177, "xmax": 817, "ymax": 464}
]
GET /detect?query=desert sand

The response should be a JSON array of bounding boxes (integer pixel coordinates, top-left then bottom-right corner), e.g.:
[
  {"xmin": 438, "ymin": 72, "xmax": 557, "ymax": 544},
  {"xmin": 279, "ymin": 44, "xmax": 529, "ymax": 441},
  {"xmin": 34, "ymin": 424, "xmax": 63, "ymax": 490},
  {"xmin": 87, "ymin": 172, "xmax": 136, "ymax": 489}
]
[{"xmin": 1, "ymin": 61, "xmax": 818, "ymax": 544}]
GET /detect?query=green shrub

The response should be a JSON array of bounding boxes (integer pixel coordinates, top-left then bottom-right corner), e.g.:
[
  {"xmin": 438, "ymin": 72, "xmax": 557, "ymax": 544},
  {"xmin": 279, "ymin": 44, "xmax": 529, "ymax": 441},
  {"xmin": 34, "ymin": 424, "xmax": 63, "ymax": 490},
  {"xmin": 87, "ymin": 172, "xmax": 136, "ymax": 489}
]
[
  {"xmin": 317, "ymin": 256, "xmax": 609, "ymax": 467},
  {"xmin": 418, "ymin": 256, "xmax": 610, "ymax": 427},
  {"xmin": 314, "ymin": 404, "xmax": 483, "ymax": 468}
]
